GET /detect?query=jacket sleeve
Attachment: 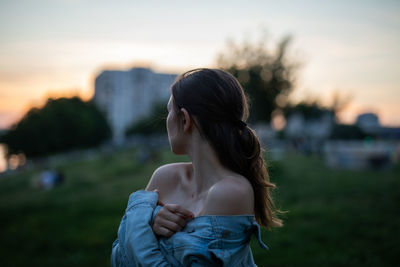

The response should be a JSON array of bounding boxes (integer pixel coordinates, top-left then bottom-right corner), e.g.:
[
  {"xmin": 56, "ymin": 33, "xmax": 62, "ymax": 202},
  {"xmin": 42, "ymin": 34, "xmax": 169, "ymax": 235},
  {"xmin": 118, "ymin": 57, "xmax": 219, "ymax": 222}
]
[{"xmin": 112, "ymin": 190, "xmax": 171, "ymax": 267}]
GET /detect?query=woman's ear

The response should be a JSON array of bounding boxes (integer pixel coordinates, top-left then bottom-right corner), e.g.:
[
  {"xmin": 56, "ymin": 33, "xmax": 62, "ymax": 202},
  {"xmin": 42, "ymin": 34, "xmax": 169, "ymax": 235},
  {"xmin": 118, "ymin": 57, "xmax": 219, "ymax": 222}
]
[{"xmin": 180, "ymin": 108, "xmax": 191, "ymax": 132}]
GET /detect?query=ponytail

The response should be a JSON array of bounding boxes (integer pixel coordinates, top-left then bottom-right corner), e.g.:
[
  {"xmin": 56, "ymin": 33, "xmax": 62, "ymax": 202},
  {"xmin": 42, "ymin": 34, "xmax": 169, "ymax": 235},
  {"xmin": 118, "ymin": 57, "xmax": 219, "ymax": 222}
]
[{"xmin": 237, "ymin": 125, "xmax": 283, "ymax": 228}]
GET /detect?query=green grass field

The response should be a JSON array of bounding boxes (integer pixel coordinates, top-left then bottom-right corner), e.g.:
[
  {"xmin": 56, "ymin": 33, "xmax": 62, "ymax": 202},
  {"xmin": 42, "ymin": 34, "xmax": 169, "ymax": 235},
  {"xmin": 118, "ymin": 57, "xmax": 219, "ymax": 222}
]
[{"xmin": 0, "ymin": 147, "xmax": 399, "ymax": 267}]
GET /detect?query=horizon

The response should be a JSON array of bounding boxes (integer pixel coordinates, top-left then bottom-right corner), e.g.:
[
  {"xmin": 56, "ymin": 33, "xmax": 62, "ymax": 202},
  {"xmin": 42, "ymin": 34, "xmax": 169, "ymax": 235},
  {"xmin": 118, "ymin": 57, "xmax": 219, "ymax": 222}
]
[{"xmin": 1, "ymin": 0, "xmax": 399, "ymax": 128}]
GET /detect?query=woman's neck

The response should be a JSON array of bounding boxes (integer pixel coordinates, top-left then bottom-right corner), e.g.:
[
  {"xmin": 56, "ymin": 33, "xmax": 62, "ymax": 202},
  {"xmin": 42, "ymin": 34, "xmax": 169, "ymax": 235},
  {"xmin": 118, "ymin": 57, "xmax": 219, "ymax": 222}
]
[{"xmin": 186, "ymin": 132, "xmax": 232, "ymax": 197}]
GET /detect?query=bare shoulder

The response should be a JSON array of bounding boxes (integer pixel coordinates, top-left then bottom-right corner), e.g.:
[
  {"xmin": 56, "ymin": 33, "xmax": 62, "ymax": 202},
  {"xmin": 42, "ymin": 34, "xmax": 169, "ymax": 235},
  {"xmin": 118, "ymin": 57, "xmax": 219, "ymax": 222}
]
[
  {"xmin": 201, "ymin": 176, "xmax": 254, "ymax": 215},
  {"xmin": 145, "ymin": 162, "xmax": 191, "ymax": 191}
]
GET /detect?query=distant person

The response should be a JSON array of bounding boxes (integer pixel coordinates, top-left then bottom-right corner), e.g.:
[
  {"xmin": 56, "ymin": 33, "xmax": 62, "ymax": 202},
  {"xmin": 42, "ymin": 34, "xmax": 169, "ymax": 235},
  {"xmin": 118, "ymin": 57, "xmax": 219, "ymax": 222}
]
[
  {"xmin": 37, "ymin": 169, "xmax": 64, "ymax": 190},
  {"xmin": 111, "ymin": 68, "xmax": 282, "ymax": 266}
]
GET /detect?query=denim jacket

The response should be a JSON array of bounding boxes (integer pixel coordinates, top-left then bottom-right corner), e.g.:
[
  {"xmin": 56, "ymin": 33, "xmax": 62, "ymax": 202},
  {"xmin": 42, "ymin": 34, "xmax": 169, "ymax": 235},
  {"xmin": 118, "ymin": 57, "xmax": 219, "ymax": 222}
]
[{"xmin": 111, "ymin": 190, "xmax": 268, "ymax": 267}]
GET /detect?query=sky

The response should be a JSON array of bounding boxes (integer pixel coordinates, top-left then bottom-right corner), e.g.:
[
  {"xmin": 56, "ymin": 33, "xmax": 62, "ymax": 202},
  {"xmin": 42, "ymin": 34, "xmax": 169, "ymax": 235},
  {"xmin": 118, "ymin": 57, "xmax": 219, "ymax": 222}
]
[{"xmin": 0, "ymin": 0, "xmax": 399, "ymax": 128}]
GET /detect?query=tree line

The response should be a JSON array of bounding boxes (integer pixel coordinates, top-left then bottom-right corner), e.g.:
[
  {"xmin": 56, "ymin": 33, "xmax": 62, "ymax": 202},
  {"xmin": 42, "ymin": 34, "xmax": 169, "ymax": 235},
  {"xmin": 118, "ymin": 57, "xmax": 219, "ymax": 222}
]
[{"xmin": 0, "ymin": 97, "xmax": 111, "ymax": 158}]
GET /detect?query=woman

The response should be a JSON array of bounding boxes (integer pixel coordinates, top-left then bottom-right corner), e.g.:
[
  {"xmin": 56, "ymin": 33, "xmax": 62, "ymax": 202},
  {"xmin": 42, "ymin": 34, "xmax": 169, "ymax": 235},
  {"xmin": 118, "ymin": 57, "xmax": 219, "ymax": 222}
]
[{"xmin": 111, "ymin": 68, "xmax": 282, "ymax": 266}]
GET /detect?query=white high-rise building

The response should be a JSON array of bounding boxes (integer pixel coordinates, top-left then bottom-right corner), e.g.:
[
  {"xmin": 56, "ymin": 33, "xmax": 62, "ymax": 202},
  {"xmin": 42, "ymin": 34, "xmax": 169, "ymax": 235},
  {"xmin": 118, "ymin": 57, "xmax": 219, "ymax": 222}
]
[{"xmin": 93, "ymin": 68, "xmax": 176, "ymax": 144}]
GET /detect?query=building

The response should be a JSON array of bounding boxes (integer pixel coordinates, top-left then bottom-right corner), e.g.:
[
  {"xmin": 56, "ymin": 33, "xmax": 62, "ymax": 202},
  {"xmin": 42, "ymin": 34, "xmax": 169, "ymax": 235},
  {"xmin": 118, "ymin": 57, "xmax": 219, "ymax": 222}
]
[
  {"xmin": 356, "ymin": 112, "xmax": 400, "ymax": 139},
  {"xmin": 284, "ymin": 111, "xmax": 334, "ymax": 138},
  {"xmin": 356, "ymin": 113, "xmax": 380, "ymax": 135},
  {"xmin": 93, "ymin": 68, "xmax": 176, "ymax": 144},
  {"xmin": 283, "ymin": 110, "xmax": 335, "ymax": 154}
]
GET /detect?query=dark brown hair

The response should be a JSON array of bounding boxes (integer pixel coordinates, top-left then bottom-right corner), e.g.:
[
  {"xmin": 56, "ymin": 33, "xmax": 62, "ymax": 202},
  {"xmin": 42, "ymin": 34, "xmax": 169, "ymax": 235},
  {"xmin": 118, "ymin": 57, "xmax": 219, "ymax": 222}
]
[{"xmin": 171, "ymin": 68, "xmax": 282, "ymax": 228}]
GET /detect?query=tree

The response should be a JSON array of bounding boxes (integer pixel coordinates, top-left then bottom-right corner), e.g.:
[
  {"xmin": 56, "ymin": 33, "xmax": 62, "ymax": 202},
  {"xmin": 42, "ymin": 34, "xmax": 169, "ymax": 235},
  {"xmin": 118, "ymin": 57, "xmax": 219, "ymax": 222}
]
[
  {"xmin": 0, "ymin": 97, "xmax": 111, "ymax": 158},
  {"xmin": 216, "ymin": 35, "xmax": 298, "ymax": 123}
]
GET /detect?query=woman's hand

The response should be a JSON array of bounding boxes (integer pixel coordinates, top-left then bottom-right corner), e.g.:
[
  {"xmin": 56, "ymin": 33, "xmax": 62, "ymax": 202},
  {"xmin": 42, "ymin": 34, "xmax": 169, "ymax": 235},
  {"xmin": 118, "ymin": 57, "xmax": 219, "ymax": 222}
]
[{"xmin": 153, "ymin": 202, "xmax": 194, "ymax": 238}]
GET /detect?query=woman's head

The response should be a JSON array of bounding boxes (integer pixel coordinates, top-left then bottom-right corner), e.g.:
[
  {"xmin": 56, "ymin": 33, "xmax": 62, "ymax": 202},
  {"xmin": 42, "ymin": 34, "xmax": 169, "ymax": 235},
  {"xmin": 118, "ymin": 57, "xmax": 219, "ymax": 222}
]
[
  {"xmin": 168, "ymin": 68, "xmax": 248, "ymax": 153},
  {"xmin": 168, "ymin": 68, "xmax": 282, "ymax": 229},
  {"xmin": 171, "ymin": 68, "xmax": 248, "ymax": 130}
]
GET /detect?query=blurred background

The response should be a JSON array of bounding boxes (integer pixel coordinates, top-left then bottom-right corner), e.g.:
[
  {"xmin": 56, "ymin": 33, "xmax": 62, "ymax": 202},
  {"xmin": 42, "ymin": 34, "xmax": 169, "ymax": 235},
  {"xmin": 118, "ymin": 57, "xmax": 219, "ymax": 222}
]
[{"xmin": 0, "ymin": 0, "xmax": 399, "ymax": 266}]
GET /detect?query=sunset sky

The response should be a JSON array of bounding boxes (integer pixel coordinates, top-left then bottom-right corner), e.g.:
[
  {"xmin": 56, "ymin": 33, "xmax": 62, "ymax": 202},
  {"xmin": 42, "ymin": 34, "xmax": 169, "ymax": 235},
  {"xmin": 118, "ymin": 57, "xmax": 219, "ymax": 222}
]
[{"xmin": 1, "ymin": 0, "xmax": 399, "ymax": 129}]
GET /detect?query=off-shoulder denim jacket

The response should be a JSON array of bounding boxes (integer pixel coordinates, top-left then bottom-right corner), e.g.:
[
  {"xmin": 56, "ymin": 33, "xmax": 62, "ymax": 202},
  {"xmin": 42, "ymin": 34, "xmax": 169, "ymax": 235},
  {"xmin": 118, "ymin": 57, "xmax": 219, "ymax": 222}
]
[{"xmin": 111, "ymin": 190, "xmax": 268, "ymax": 267}]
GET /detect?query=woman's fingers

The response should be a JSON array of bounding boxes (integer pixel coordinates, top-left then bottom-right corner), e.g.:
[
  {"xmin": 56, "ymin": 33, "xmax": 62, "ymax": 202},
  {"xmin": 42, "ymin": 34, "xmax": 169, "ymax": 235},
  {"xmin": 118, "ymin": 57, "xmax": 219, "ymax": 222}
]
[
  {"xmin": 152, "ymin": 190, "xmax": 193, "ymax": 218},
  {"xmin": 164, "ymin": 204, "xmax": 194, "ymax": 219},
  {"xmin": 156, "ymin": 226, "xmax": 174, "ymax": 238},
  {"xmin": 151, "ymin": 201, "xmax": 195, "ymax": 237},
  {"xmin": 153, "ymin": 214, "xmax": 183, "ymax": 237},
  {"xmin": 152, "ymin": 204, "xmax": 194, "ymax": 237},
  {"xmin": 159, "ymin": 218, "xmax": 184, "ymax": 232},
  {"xmin": 160, "ymin": 208, "xmax": 187, "ymax": 228}
]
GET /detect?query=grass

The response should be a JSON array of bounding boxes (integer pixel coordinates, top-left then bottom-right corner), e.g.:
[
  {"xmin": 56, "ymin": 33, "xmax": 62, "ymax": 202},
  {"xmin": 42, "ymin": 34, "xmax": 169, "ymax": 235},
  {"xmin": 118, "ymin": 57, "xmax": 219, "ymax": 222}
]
[{"xmin": 0, "ymin": 147, "xmax": 399, "ymax": 267}]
